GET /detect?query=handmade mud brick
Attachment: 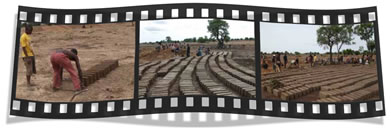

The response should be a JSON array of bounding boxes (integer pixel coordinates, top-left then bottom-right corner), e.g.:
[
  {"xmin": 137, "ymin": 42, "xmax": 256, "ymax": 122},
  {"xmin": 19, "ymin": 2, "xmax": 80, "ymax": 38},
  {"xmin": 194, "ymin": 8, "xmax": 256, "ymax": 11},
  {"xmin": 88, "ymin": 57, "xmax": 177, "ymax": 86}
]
[
  {"xmin": 248, "ymin": 91, "xmax": 256, "ymax": 97},
  {"xmin": 80, "ymin": 60, "xmax": 119, "ymax": 87},
  {"xmin": 344, "ymin": 95, "xmax": 355, "ymax": 101},
  {"xmin": 281, "ymin": 92, "xmax": 290, "ymax": 100},
  {"xmin": 338, "ymin": 96, "xmax": 349, "ymax": 102},
  {"xmin": 82, "ymin": 77, "xmax": 89, "ymax": 86},
  {"xmin": 319, "ymin": 91, "xmax": 329, "ymax": 98},
  {"xmin": 291, "ymin": 90, "xmax": 299, "ymax": 99},
  {"xmin": 288, "ymin": 91, "xmax": 295, "ymax": 100},
  {"xmin": 295, "ymin": 89, "xmax": 303, "ymax": 97},
  {"xmin": 293, "ymin": 89, "xmax": 301, "ymax": 97},
  {"xmin": 304, "ymin": 87, "xmax": 311, "ymax": 94},
  {"xmin": 150, "ymin": 93, "xmax": 168, "ymax": 97},
  {"xmin": 327, "ymin": 97, "xmax": 337, "ymax": 102},
  {"xmin": 86, "ymin": 74, "xmax": 95, "ymax": 83},
  {"xmin": 139, "ymin": 88, "xmax": 146, "ymax": 93}
]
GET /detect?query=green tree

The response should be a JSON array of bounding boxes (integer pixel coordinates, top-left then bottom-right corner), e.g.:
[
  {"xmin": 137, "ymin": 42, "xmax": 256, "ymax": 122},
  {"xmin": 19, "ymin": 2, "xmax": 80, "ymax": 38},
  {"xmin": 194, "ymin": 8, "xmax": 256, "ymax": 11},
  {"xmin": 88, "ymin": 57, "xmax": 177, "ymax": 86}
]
[
  {"xmin": 166, "ymin": 36, "xmax": 172, "ymax": 43},
  {"xmin": 224, "ymin": 36, "xmax": 230, "ymax": 42},
  {"xmin": 207, "ymin": 19, "xmax": 230, "ymax": 49},
  {"xmin": 353, "ymin": 23, "xmax": 375, "ymax": 54},
  {"xmin": 204, "ymin": 36, "xmax": 209, "ymax": 42},
  {"xmin": 354, "ymin": 50, "xmax": 361, "ymax": 55},
  {"xmin": 335, "ymin": 25, "xmax": 355, "ymax": 60},
  {"xmin": 183, "ymin": 38, "xmax": 193, "ymax": 42},
  {"xmin": 198, "ymin": 36, "xmax": 208, "ymax": 43},
  {"xmin": 342, "ymin": 49, "xmax": 354, "ymax": 55},
  {"xmin": 317, "ymin": 25, "xmax": 340, "ymax": 63},
  {"xmin": 367, "ymin": 40, "xmax": 376, "ymax": 53},
  {"xmin": 359, "ymin": 46, "xmax": 364, "ymax": 53}
]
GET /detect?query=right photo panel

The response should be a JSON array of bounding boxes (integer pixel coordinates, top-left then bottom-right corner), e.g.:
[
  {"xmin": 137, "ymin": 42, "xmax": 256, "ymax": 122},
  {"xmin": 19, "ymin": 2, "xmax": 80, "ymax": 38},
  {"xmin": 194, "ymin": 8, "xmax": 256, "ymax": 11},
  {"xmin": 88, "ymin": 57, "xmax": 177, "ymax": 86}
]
[{"xmin": 260, "ymin": 22, "xmax": 381, "ymax": 102}]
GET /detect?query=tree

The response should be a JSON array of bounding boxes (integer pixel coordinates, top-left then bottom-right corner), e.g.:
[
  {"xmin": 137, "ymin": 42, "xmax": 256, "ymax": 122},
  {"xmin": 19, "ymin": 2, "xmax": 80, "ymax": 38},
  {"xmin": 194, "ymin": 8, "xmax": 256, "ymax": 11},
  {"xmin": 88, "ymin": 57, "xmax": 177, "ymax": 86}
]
[
  {"xmin": 342, "ymin": 49, "xmax": 354, "ymax": 55},
  {"xmin": 359, "ymin": 46, "xmax": 364, "ymax": 53},
  {"xmin": 353, "ymin": 23, "xmax": 374, "ymax": 42},
  {"xmin": 207, "ymin": 19, "xmax": 230, "ymax": 49},
  {"xmin": 183, "ymin": 38, "xmax": 193, "ymax": 42},
  {"xmin": 354, "ymin": 50, "xmax": 361, "ymax": 55},
  {"xmin": 367, "ymin": 40, "xmax": 376, "ymax": 54},
  {"xmin": 353, "ymin": 23, "xmax": 375, "ymax": 54},
  {"xmin": 317, "ymin": 25, "xmax": 340, "ymax": 63},
  {"xmin": 197, "ymin": 36, "xmax": 208, "ymax": 43},
  {"xmin": 335, "ymin": 25, "xmax": 355, "ymax": 61},
  {"xmin": 165, "ymin": 36, "xmax": 172, "ymax": 43},
  {"xmin": 204, "ymin": 36, "xmax": 209, "ymax": 42},
  {"xmin": 224, "ymin": 36, "xmax": 230, "ymax": 42}
]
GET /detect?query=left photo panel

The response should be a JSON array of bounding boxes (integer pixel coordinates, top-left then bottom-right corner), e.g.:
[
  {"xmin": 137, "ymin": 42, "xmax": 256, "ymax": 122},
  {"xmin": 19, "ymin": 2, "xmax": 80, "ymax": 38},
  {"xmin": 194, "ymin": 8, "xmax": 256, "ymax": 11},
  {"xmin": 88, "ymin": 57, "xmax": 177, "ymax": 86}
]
[{"xmin": 15, "ymin": 22, "xmax": 136, "ymax": 102}]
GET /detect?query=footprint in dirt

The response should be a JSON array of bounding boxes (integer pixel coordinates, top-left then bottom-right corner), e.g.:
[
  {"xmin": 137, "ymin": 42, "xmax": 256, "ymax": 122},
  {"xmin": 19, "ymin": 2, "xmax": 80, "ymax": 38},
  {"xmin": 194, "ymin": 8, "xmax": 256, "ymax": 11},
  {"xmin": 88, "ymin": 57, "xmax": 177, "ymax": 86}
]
[
  {"xmin": 105, "ymin": 95, "xmax": 115, "ymax": 99},
  {"xmin": 27, "ymin": 86, "xmax": 36, "ymax": 91}
]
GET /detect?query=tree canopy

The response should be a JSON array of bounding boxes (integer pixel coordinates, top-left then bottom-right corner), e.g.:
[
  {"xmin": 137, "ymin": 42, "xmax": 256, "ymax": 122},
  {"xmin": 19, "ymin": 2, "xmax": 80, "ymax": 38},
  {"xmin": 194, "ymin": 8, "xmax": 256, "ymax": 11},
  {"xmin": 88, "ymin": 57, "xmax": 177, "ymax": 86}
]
[
  {"xmin": 353, "ymin": 23, "xmax": 375, "ymax": 54},
  {"xmin": 317, "ymin": 25, "xmax": 340, "ymax": 63},
  {"xmin": 207, "ymin": 19, "xmax": 230, "ymax": 49}
]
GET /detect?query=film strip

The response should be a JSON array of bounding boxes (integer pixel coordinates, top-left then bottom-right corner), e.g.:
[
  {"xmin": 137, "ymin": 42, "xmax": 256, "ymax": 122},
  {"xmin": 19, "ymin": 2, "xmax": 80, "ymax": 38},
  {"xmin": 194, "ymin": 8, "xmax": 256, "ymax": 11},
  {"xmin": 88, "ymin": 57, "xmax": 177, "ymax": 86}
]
[{"xmin": 10, "ymin": 3, "xmax": 385, "ymax": 119}]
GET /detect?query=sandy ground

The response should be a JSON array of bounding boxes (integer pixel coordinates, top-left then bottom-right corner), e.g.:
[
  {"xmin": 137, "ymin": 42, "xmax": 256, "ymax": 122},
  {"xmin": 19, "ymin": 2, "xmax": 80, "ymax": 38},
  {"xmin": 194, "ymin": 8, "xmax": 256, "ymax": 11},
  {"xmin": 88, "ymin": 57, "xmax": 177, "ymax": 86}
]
[{"xmin": 15, "ymin": 22, "xmax": 135, "ymax": 102}]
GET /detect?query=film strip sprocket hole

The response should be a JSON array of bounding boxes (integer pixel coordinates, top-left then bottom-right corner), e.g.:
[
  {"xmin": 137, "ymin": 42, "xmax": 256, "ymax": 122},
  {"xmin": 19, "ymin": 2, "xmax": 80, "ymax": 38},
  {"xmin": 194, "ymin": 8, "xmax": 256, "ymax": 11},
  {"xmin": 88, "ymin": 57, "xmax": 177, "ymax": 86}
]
[
  {"xmin": 18, "ymin": 4, "xmax": 377, "ymax": 24},
  {"xmin": 10, "ymin": 3, "xmax": 385, "ymax": 119}
]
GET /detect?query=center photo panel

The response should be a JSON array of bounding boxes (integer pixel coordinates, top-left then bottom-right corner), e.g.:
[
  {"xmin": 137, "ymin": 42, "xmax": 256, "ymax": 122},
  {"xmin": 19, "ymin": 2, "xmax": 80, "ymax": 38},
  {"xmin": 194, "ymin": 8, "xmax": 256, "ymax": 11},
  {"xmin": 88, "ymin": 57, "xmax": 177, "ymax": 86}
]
[{"xmin": 138, "ymin": 19, "xmax": 256, "ymax": 100}]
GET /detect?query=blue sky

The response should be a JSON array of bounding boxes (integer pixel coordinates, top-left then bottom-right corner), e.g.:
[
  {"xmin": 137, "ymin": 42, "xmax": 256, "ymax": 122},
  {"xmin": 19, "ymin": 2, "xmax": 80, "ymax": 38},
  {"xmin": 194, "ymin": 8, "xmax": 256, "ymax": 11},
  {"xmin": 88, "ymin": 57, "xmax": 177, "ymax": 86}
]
[
  {"xmin": 140, "ymin": 19, "xmax": 254, "ymax": 43},
  {"xmin": 260, "ymin": 22, "xmax": 370, "ymax": 53}
]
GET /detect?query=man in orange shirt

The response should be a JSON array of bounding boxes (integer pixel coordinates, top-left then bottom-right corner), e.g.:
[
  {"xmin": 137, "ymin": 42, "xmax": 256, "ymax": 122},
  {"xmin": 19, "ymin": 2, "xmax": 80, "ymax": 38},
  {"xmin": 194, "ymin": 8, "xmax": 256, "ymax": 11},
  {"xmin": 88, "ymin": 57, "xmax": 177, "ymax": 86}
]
[{"xmin": 20, "ymin": 24, "xmax": 35, "ymax": 86}]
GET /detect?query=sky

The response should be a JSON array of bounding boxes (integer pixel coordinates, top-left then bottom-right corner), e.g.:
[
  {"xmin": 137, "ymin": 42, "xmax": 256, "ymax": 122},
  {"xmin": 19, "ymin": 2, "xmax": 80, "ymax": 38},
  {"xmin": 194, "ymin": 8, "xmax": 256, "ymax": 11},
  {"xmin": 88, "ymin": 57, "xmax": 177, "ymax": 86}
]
[
  {"xmin": 140, "ymin": 19, "xmax": 254, "ymax": 43},
  {"xmin": 260, "ymin": 22, "xmax": 371, "ymax": 53}
]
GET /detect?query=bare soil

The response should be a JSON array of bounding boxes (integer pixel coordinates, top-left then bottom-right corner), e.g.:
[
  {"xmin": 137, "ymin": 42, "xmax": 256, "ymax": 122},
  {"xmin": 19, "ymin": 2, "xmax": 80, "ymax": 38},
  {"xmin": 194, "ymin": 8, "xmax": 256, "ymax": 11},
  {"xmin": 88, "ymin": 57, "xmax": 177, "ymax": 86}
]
[{"xmin": 15, "ymin": 22, "xmax": 135, "ymax": 102}]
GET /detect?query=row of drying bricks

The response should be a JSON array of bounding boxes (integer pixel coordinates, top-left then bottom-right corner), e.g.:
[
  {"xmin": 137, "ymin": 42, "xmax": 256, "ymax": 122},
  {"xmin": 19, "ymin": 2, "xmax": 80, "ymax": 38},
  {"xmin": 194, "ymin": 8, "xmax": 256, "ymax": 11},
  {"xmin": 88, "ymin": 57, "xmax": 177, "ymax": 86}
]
[{"xmin": 81, "ymin": 60, "xmax": 119, "ymax": 86}]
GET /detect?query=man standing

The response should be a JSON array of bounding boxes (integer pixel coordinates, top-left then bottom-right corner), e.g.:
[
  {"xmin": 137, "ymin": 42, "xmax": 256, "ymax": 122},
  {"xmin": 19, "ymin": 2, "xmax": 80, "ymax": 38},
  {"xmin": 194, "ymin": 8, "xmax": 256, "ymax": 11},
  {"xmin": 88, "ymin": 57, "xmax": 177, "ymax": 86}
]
[
  {"xmin": 272, "ymin": 55, "xmax": 277, "ymax": 72},
  {"xmin": 309, "ymin": 53, "xmax": 314, "ymax": 67},
  {"xmin": 20, "ymin": 24, "xmax": 35, "ymax": 86},
  {"xmin": 283, "ymin": 53, "xmax": 288, "ymax": 68},
  {"xmin": 186, "ymin": 44, "xmax": 190, "ymax": 57},
  {"xmin": 276, "ymin": 53, "xmax": 281, "ymax": 72}
]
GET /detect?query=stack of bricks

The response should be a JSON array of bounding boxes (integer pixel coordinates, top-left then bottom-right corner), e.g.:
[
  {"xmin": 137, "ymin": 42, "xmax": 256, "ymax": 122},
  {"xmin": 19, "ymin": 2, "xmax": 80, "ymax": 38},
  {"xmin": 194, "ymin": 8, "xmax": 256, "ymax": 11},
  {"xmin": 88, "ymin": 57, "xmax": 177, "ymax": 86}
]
[
  {"xmin": 82, "ymin": 60, "xmax": 119, "ymax": 86},
  {"xmin": 208, "ymin": 54, "xmax": 256, "ymax": 98}
]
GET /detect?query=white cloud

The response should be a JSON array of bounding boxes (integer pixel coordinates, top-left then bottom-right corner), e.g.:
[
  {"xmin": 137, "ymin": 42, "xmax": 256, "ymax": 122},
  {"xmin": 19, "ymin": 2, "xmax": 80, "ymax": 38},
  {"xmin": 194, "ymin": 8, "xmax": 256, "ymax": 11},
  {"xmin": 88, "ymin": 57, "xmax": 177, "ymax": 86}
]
[{"xmin": 144, "ymin": 26, "xmax": 165, "ymax": 32}]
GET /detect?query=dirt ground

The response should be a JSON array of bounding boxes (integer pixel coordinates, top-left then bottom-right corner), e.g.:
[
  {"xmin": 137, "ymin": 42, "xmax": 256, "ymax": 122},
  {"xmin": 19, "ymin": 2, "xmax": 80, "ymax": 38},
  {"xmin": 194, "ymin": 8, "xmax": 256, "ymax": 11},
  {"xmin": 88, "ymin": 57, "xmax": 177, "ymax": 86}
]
[{"xmin": 15, "ymin": 22, "xmax": 135, "ymax": 102}]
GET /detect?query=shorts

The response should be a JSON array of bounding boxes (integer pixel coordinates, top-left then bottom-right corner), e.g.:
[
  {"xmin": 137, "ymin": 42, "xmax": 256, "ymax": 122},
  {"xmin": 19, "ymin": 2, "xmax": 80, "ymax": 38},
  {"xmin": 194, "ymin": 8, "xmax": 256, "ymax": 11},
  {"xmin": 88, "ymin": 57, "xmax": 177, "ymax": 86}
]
[{"xmin": 23, "ymin": 57, "xmax": 33, "ymax": 76}]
